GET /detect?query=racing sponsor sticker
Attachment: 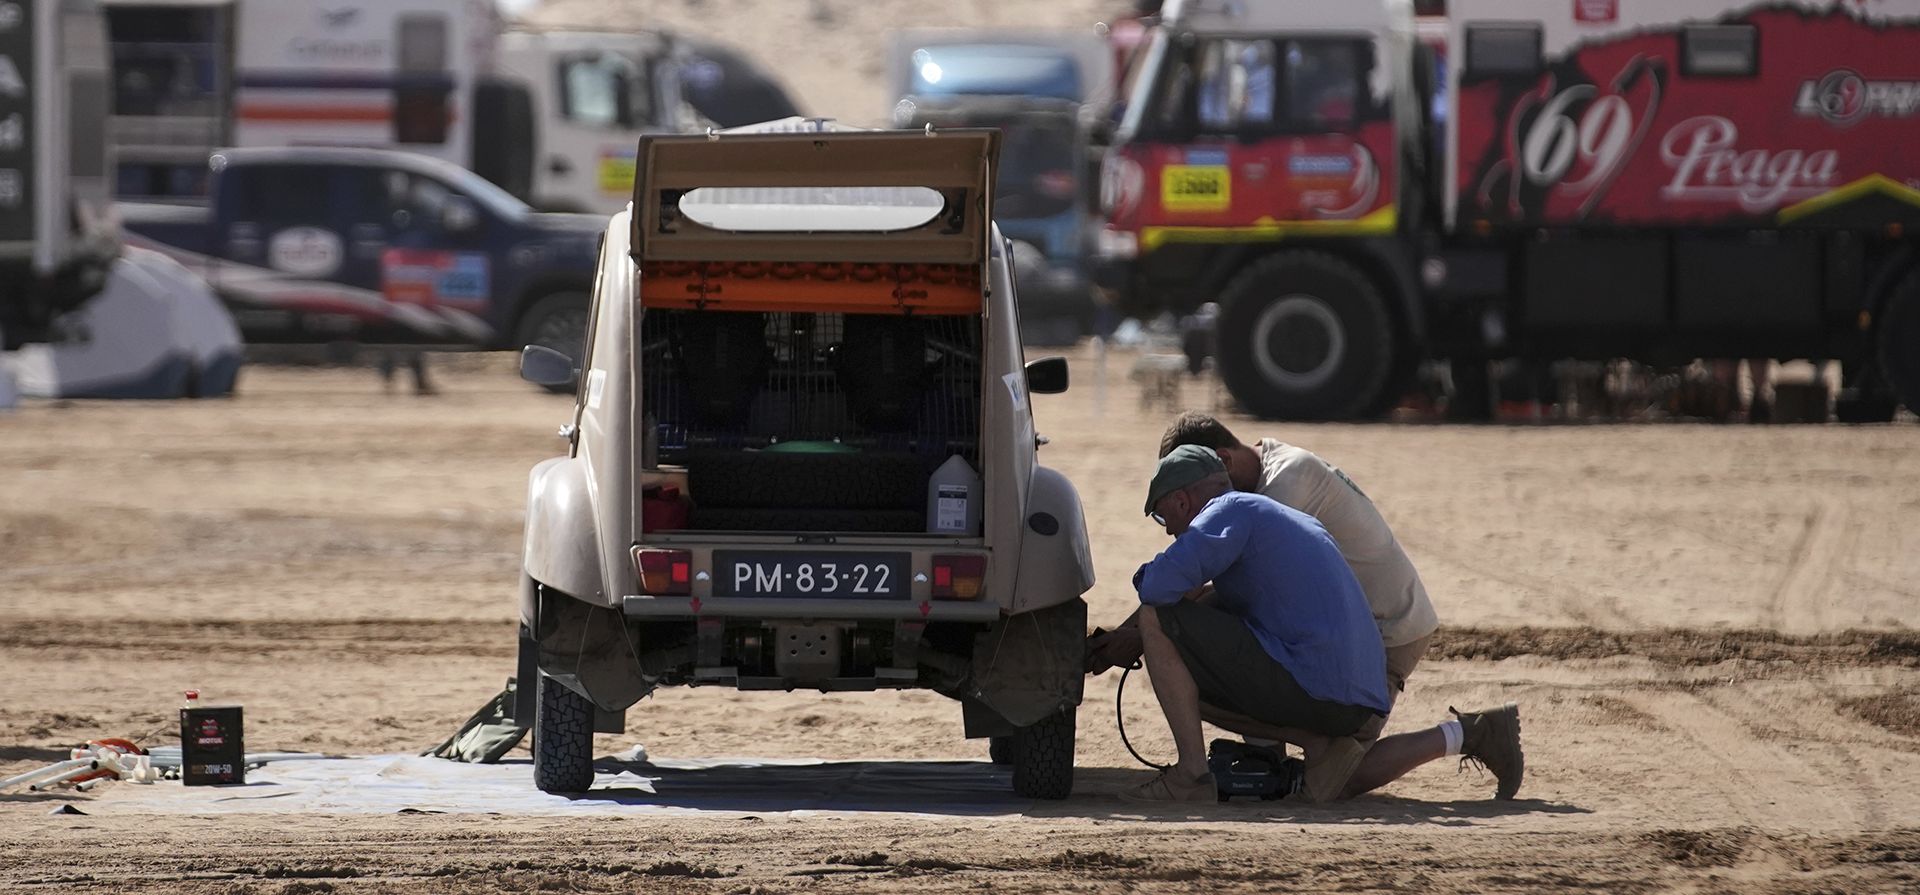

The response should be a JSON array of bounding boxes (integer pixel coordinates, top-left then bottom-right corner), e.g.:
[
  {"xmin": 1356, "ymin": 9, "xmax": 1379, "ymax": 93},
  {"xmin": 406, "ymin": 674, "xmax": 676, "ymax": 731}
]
[
  {"xmin": 1794, "ymin": 70, "xmax": 1920, "ymax": 128},
  {"xmin": 1287, "ymin": 153, "xmax": 1357, "ymax": 184},
  {"xmin": 268, "ymin": 227, "xmax": 344, "ymax": 277},
  {"xmin": 598, "ymin": 149, "xmax": 637, "ymax": 195},
  {"xmin": 1161, "ymin": 164, "xmax": 1231, "ymax": 213},
  {"xmin": 381, "ymin": 249, "xmax": 491, "ymax": 308},
  {"xmin": 1183, "ymin": 147, "xmax": 1229, "ymax": 167},
  {"xmin": 1574, "ymin": 0, "xmax": 1618, "ymax": 24}
]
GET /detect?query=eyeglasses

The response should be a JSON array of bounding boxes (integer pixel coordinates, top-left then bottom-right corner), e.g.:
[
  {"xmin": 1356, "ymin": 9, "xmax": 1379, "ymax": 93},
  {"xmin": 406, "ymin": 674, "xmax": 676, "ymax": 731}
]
[{"xmin": 1149, "ymin": 511, "xmax": 1168, "ymax": 527}]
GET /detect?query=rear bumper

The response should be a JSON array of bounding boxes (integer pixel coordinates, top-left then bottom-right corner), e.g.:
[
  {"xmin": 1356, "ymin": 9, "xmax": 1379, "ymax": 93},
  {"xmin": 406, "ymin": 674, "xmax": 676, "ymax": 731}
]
[{"xmin": 621, "ymin": 595, "xmax": 1003, "ymax": 623}]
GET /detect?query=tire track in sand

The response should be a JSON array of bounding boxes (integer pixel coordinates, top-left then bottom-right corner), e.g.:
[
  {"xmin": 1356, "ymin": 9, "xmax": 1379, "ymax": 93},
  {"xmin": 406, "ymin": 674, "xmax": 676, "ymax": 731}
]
[
  {"xmin": 1404, "ymin": 531, "xmax": 1637, "ymax": 629},
  {"xmin": 1633, "ymin": 690, "xmax": 1825, "ymax": 828},
  {"xmin": 1766, "ymin": 499, "xmax": 1857, "ymax": 635},
  {"xmin": 1694, "ymin": 683, "xmax": 1892, "ymax": 831}
]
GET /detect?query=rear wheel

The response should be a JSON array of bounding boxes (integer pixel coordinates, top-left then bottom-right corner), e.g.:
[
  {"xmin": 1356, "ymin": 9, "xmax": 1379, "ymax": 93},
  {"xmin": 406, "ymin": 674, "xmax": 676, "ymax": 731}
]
[
  {"xmin": 533, "ymin": 673, "xmax": 595, "ymax": 794},
  {"xmin": 1010, "ymin": 706, "xmax": 1075, "ymax": 800},
  {"xmin": 1878, "ymin": 268, "xmax": 1920, "ymax": 419},
  {"xmin": 1214, "ymin": 251, "xmax": 1396, "ymax": 420},
  {"xmin": 515, "ymin": 292, "xmax": 590, "ymax": 394},
  {"xmin": 988, "ymin": 735, "xmax": 1014, "ymax": 765}
]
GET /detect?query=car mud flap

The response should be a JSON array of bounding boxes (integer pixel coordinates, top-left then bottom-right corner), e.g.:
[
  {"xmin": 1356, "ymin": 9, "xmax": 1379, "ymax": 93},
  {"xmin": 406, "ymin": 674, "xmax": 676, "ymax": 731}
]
[
  {"xmin": 961, "ymin": 597, "xmax": 1086, "ymax": 733},
  {"xmin": 512, "ymin": 627, "xmax": 539, "ymax": 725},
  {"xmin": 537, "ymin": 596, "xmax": 656, "ymax": 713}
]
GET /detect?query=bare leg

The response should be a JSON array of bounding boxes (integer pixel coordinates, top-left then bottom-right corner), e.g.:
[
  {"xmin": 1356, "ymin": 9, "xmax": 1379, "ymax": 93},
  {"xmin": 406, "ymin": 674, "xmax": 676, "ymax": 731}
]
[
  {"xmin": 1343, "ymin": 728, "xmax": 1448, "ymax": 797},
  {"xmin": 1137, "ymin": 607, "xmax": 1209, "ymax": 778}
]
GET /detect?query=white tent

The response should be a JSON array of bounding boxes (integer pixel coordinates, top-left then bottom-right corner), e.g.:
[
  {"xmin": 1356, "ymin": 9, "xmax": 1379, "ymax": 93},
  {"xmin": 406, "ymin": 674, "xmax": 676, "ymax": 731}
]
[{"xmin": 2, "ymin": 248, "xmax": 244, "ymax": 399}]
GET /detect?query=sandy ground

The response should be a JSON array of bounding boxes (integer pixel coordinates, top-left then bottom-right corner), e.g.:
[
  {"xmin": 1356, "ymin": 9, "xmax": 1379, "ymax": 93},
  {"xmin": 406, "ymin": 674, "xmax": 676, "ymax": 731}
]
[{"xmin": 2, "ymin": 345, "xmax": 1918, "ymax": 893}]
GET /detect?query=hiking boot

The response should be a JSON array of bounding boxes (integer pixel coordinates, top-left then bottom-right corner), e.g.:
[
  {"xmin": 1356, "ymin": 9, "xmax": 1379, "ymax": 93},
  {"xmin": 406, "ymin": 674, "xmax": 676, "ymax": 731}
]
[
  {"xmin": 1453, "ymin": 702, "xmax": 1524, "ymax": 800},
  {"xmin": 1118, "ymin": 768, "xmax": 1217, "ymax": 803}
]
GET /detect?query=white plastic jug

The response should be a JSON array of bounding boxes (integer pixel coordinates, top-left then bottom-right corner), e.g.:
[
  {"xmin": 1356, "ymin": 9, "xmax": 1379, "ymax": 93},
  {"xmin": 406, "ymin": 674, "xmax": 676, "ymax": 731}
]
[{"xmin": 927, "ymin": 455, "xmax": 982, "ymax": 535}]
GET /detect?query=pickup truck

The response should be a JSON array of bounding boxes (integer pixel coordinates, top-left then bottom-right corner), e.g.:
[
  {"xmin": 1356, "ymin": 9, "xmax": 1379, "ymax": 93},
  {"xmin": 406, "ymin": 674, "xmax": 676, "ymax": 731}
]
[{"xmin": 119, "ymin": 147, "xmax": 604, "ymax": 356}]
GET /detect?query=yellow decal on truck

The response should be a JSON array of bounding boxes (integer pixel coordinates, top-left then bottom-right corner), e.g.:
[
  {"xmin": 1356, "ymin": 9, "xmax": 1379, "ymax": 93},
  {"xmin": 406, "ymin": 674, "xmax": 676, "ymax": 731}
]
[
  {"xmin": 598, "ymin": 151, "xmax": 638, "ymax": 195},
  {"xmin": 1161, "ymin": 165, "xmax": 1231, "ymax": 213}
]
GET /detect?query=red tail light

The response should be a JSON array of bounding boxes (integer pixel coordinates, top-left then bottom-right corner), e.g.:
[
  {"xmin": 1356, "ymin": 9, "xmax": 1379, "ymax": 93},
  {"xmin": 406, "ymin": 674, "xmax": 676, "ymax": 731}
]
[
  {"xmin": 633, "ymin": 548, "xmax": 692, "ymax": 596},
  {"xmin": 931, "ymin": 555, "xmax": 987, "ymax": 600}
]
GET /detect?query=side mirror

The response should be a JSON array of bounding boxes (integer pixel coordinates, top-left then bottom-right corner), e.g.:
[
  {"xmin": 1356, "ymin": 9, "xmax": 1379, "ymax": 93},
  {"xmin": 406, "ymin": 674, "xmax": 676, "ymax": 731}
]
[
  {"xmin": 519, "ymin": 344, "xmax": 578, "ymax": 387},
  {"xmin": 1025, "ymin": 356, "xmax": 1069, "ymax": 395},
  {"xmin": 442, "ymin": 196, "xmax": 480, "ymax": 233}
]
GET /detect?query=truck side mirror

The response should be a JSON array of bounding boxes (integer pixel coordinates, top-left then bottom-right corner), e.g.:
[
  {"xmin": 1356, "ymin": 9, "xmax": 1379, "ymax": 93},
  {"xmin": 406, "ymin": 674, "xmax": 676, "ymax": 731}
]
[
  {"xmin": 520, "ymin": 344, "xmax": 578, "ymax": 387},
  {"xmin": 1025, "ymin": 356, "xmax": 1069, "ymax": 394}
]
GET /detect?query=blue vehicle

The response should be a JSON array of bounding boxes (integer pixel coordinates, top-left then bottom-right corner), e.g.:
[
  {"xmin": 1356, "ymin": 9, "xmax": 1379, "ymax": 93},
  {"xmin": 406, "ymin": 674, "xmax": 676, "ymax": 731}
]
[
  {"xmin": 118, "ymin": 148, "xmax": 604, "ymax": 358},
  {"xmin": 886, "ymin": 35, "xmax": 1112, "ymax": 344}
]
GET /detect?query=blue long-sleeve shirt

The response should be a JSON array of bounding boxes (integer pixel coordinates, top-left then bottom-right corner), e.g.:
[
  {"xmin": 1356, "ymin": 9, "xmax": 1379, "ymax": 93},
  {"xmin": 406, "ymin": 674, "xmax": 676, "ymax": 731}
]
[{"xmin": 1134, "ymin": 492, "xmax": 1390, "ymax": 714}]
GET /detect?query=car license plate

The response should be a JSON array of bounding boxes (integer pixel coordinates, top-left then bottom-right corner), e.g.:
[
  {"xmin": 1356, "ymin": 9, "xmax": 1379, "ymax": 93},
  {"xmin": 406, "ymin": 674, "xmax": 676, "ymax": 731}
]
[{"xmin": 714, "ymin": 551, "xmax": 910, "ymax": 599}]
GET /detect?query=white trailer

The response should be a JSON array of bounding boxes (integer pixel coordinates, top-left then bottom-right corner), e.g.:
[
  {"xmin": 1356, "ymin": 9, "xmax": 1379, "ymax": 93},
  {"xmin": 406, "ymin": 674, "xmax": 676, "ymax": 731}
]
[{"xmin": 103, "ymin": 0, "xmax": 699, "ymax": 213}]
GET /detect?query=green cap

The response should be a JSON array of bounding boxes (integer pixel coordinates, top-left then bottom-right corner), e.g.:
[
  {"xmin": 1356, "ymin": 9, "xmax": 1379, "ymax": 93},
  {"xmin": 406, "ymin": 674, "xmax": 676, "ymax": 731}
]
[{"xmin": 1145, "ymin": 444, "xmax": 1226, "ymax": 515}]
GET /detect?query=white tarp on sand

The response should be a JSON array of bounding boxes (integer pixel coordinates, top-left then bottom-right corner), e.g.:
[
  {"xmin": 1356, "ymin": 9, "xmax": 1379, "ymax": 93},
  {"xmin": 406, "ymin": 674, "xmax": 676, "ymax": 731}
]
[
  {"xmin": 4, "ymin": 248, "xmax": 243, "ymax": 399},
  {"xmin": 88, "ymin": 754, "xmax": 1033, "ymax": 818}
]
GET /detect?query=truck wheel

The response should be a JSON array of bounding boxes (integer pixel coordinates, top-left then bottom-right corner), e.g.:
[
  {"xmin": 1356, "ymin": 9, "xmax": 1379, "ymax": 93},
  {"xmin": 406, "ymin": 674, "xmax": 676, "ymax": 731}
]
[
  {"xmin": 988, "ymin": 735, "xmax": 1014, "ymax": 765},
  {"xmin": 533, "ymin": 674, "xmax": 595, "ymax": 794},
  {"xmin": 1010, "ymin": 706, "xmax": 1075, "ymax": 800},
  {"xmin": 1214, "ymin": 251, "xmax": 1395, "ymax": 420},
  {"xmin": 515, "ymin": 292, "xmax": 590, "ymax": 393},
  {"xmin": 1879, "ymin": 269, "xmax": 1920, "ymax": 418}
]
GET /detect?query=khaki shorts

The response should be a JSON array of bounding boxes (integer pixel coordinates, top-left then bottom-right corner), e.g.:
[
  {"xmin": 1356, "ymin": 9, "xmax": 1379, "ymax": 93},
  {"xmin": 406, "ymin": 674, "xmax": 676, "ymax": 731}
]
[
  {"xmin": 1382, "ymin": 633, "xmax": 1431, "ymax": 711},
  {"xmin": 1152, "ymin": 601, "xmax": 1381, "ymax": 739}
]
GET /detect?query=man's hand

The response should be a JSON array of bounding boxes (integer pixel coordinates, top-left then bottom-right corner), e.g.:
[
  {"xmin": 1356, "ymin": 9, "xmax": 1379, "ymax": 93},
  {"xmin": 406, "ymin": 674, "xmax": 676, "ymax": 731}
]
[{"xmin": 1084, "ymin": 626, "xmax": 1144, "ymax": 675}]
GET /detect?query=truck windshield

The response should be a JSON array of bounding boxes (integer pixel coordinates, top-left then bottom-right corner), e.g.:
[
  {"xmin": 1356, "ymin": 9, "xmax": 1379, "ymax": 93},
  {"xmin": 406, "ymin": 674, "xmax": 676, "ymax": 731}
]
[
  {"xmin": 909, "ymin": 44, "xmax": 1084, "ymax": 102},
  {"xmin": 560, "ymin": 52, "xmax": 655, "ymax": 128},
  {"xmin": 420, "ymin": 160, "xmax": 532, "ymax": 220}
]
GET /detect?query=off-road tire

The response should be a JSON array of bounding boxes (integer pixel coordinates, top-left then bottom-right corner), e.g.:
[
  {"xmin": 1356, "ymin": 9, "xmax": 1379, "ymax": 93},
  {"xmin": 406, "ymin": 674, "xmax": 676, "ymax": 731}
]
[
  {"xmin": 533, "ymin": 674, "xmax": 595, "ymax": 794},
  {"xmin": 514, "ymin": 292, "xmax": 591, "ymax": 394},
  {"xmin": 988, "ymin": 735, "xmax": 1014, "ymax": 765},
  {"xmin": 1214, "ymin": 250, "xmax": 1396, "ymax": 420},
  {"xmin": 687, "ymin": 452, "xmax": 926, "ymax": 510},
  {"xmin": 1010, "ymin": 706, "xmax": 1075, "ymax": 800},
  {"xmin": 1878, "ymin": 268, "xmax": 1920, "ymax": 419}
]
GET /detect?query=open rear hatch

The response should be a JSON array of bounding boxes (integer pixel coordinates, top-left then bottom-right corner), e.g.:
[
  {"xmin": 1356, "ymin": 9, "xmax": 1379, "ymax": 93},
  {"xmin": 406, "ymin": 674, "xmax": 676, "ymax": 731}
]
[{"xmin": 630, "ymin": 129, "xmax": 1001, "ymax": 537}]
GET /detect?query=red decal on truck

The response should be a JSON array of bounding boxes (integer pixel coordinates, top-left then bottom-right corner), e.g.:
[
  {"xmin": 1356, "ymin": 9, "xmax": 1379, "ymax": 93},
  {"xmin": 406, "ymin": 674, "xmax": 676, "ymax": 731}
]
[{"xmin": 1575, "ymin": 0, "xmax": 1618, "ymax": 24}]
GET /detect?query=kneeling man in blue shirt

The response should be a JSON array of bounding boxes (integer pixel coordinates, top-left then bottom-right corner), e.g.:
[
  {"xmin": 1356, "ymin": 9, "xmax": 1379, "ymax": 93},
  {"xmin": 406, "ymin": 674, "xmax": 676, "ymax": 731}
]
[{"xmin": 1092, "ymin": 446, "xmax": 1522, "ymax": 803}]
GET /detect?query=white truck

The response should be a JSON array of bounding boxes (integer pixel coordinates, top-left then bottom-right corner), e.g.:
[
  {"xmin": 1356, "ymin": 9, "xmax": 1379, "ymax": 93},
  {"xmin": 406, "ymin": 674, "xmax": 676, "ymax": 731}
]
[
  {"xmin": 0, "ymin": 0, "xmax": 118, "ymax": 353},
  {"xmin": 103, "ymin": 0, "xmax": 700, "ymax": 214}
]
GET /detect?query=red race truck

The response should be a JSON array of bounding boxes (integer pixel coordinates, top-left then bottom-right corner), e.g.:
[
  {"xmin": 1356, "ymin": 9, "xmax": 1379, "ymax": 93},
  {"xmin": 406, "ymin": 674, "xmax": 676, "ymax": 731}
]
[{"xmin": 1094, "ymin": 0, "xmax": 1920, "ymax": 420}]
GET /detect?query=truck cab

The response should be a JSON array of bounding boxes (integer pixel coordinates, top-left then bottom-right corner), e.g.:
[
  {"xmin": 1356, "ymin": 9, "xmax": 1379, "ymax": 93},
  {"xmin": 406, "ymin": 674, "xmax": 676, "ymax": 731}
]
[
  {"xmin": 1099, "ymin": 0, "xmax": 1920, "ymax": 421},
  {"xmin": 120, "ymin": 147, "xmax": 601, "ymax": 352},
  {"xmin": 494, "ymin": 27, "xmax": 703, "ymax": 214},
  {"xmin": 1095, "ymin": 0, "xmax": 1425, "ymax": 419}
]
